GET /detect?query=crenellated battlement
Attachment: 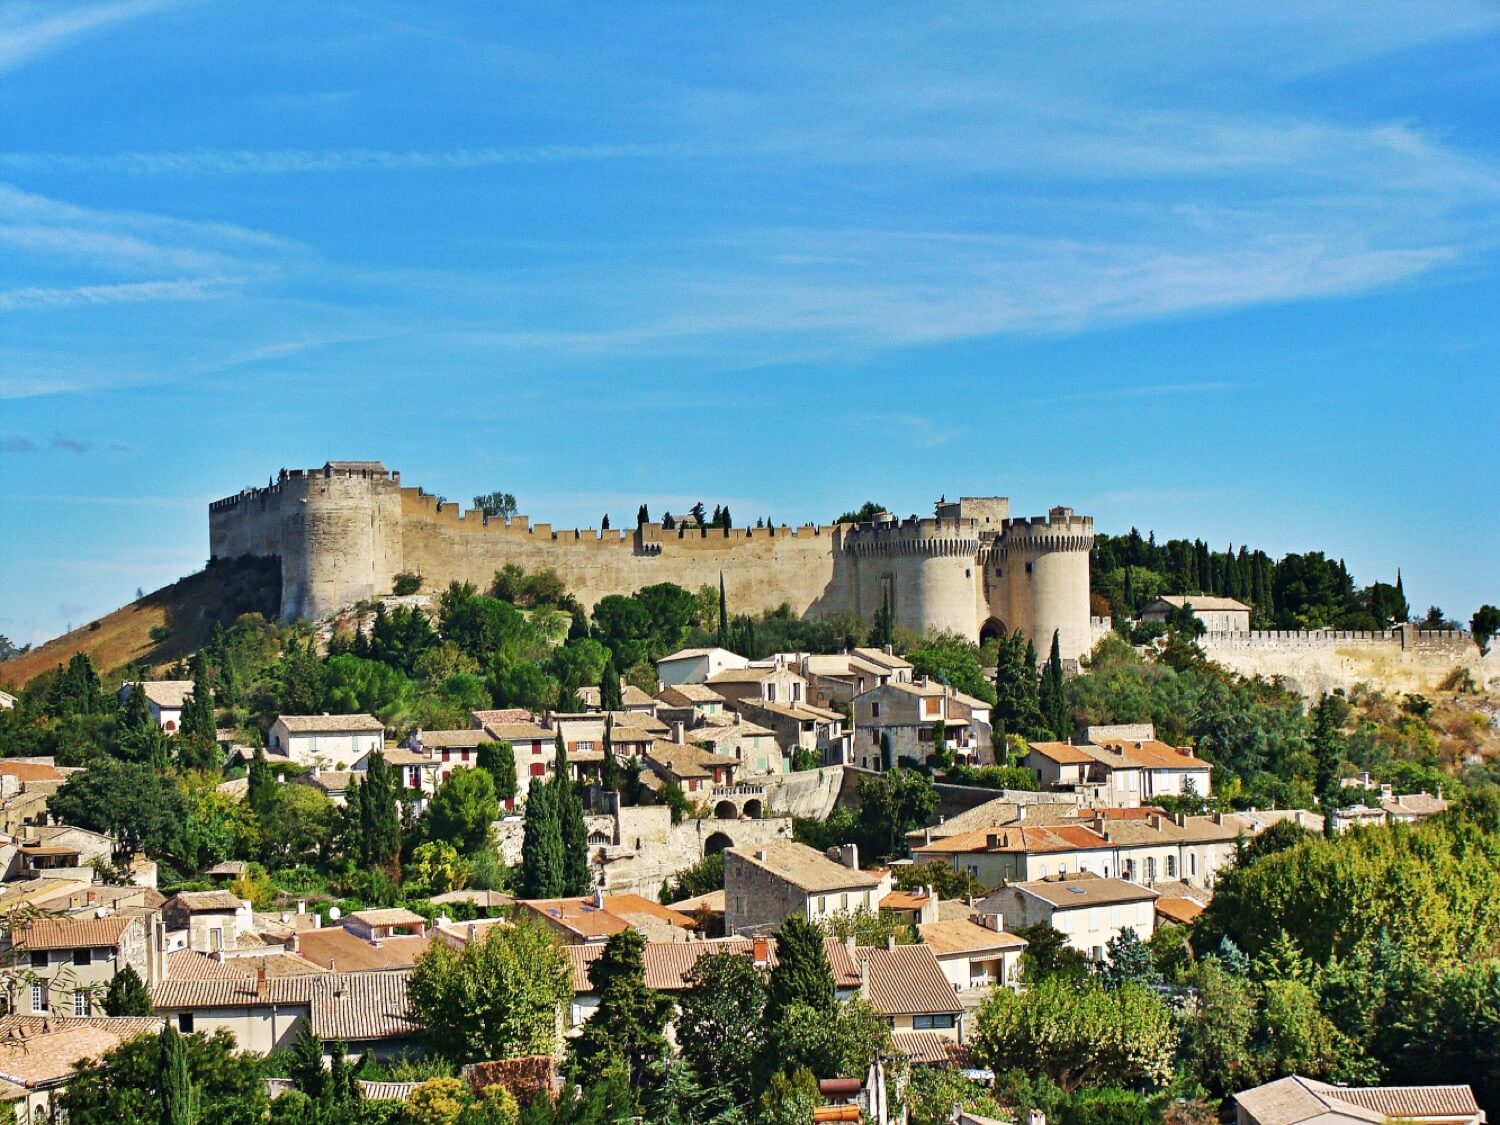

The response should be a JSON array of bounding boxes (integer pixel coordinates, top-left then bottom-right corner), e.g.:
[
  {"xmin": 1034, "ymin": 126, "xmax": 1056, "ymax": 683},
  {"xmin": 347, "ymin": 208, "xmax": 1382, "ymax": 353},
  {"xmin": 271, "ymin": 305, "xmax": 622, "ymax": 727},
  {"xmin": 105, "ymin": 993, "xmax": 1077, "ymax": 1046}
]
[{"xmin": 208, "ymin": 462, "xmax": 1097, "ymax": 659}]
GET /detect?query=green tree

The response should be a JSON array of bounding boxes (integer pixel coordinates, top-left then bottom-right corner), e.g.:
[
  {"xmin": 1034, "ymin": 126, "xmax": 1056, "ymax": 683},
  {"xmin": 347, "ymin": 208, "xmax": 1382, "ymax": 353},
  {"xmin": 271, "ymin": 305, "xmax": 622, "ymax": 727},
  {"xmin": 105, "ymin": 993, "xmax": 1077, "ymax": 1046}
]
[
  {"xmin": 114, "ymin": 683, "xmax": 170, "ymax": 765},
  {"xmin": 1014, "ymin": 922, "xmax": 1090, "ymax": 983},
  {"xmin": 716, "ymin": 573, "xmax": 729, "ymax": 650},
  {"xmin": 477, "ymin": 740, "xmax": 518, "ymax": 804},
  {"xmin": 908, "ymin": 631, "xmax": 997, "ymax": 706},
  {"xmin": 1181, "ymin": 957, "xmax": 1258, "ymax": 1099},
  {"xmin": 474, "ymin": 491, "xmax": 518, "ymax": 519},
  {"xmin": 1471, "ymin": 605, "xmax": 1500, "ymax": 655},
  {"xmin": 61, "ymin": 1025, "xmax": 266, "ymax": 1125},
  {"xmin": 409, "ymin": 922, "xmax": 571, "ymax": 1065},
  {"xmin": 177, "ymin": 654, "xmax": 219, "ymax": 770},
  {"xmin": 246, "ymin": 747, "xmax": 277, "ymax": 814},
  {"xmin": 158, "ymin": 1024, "xmax": 201, "ymax": 1125},
  {"xmin": 765, "ymin": 913, "xmax": 835, "ymax": 1026},
  {"xmin": 409, "ymin": 840, "xmax": 474, "ymax": 895},
  {"xmin": 856, "ymin": 766, "xmax": 938, "ymax": 858},
  {"xmin": 288, "ymin": 1019, "xmax": 328, "ymax": 1102},
  {"xmin": 675, "ymin": 950, "xmax": 767, "ymax": 1105},
  {"xmin": 49, "ymin": 759, "xmax": 186, "ymax": 857},
  {"xmin": 570, "ymin": 929, "xmax": 673, "ymax": 1091},
  {"xmin": 1097, "ymin": 927, "xmax": 1161, "ymax": 991},
  {"xmin": 519, "ymin": 770, "xmax": 564, "ymax": 899},
  {"xmin": 770, "ymin": 998, "xmax": 892, "ymax": 1084},
  {"xmin": 973, "ymin": 977, "xmax": 1175, "ymax": 1092},
  {"xmin": 993, "ymin": 628, "xmax": 1044, "ymax": 735},
  {"xmin": 599, "ymin": 657, "xmax": 624, "ymax": 713},
  {"xmin": 359, "ymin": 750, "xmax": 402, "ymax": 870},
  {"xmin": 427, "ymin": 767, "xmax": 498, "ymax": 856},
  {"xmin": 757, "ymin": 1067, "xmax": 821, "ymax": 1125},
  {"xmin": 1038, "ymin": 631, "xmax": 1070, "ymax": 741},
  {"xmin": 103, "ymin": 964, "xmax": 152, "ymax": 1016},
  {"xmin": 551, "ymin": 736, "xmax": 592, "ymax": 896},
  {"xmin": 661, "ymin": 853, "xmax": 723, "ymax": 903}
]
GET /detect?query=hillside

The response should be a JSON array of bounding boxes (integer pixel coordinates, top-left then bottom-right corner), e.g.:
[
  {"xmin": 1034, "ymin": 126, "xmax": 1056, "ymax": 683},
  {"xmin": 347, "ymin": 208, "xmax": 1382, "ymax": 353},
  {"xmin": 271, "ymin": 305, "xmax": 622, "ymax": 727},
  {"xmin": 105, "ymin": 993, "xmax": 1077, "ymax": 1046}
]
[{"xmin": 0, "ymin": 557, "xmax": 280, "ymax": 689}]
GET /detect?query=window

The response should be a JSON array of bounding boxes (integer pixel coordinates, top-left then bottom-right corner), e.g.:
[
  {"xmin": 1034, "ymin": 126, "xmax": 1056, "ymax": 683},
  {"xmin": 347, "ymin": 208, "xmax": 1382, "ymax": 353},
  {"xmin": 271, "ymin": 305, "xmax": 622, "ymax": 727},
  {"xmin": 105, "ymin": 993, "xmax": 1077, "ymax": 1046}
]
[
  {"xmin": 73, "ymin": 948, "xmax": 91, "ymax": 966},
  {"xmin": 1123, "ymin": 859, "xmax": 1135, "ymax": 881},
  {"xmin": 30, "ymin": 984, "xmax": 47, "ymax": 1013},
  {"xmin": 210, "ymin": 927, "xmax": 223, "ymax": 951},
  {"xmin": 817, "ymin": 896, "xmax": 826, "ymax": 913},
  {"xmin": 1166, "ymin": 855, "xmax": 1177, "ymax": 878},
  {"xmin": 913, "ymin": 1014, "xmax": 955, "ymax": 1030},
  {"xmin": 1025, "ymin": 562, "xmax": 1033, "ymax": 575},
  {"xmin": 531, "ymin": 762, "xmax": 546, "ymax": 776},
  {"xmin": 29, "ymin": 951, "xmax": 47, "ymax": 969},
  {"xmin": 460, "ymin": 750, "xmax": 470, "ymax": 762},
  {"xmin": 870, "ymin": 702, "xmax": 880, "ymax": 718},
  {"xmin": 792, "ymin": 683, "xmax": 803, "ymax": 703},
  {"xmin": 178, "ymin": 1012, "xmax": 195, "ymax": 1033},
  {"xmin": 442, "ymin": 750, "xmax": 451, "ymax": 762},
  {"xmin": 840, "ymin": 893, "xmax": 849, "ymax": 910},
  {"xmin": 766, "ymin": 684, "xmax": 777, "ymax": 702},
  {"xmin": 1145, "ymin": 857, "xmax": 1157, "ymax": 882},
  {"xmin": 73, "ymin": 990, "xmax": 89, "ymax": 1016},
  {"xmin": 1189, "ymin": 854, "xmax": 1197, "ymax": 877}
]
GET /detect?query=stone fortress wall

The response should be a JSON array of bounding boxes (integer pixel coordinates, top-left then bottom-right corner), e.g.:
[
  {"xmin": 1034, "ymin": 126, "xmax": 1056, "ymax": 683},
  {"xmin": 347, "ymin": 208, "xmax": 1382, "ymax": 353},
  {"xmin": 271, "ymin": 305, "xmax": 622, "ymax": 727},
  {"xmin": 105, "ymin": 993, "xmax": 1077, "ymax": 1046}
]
[{"xmin": 209, "ymin": 465, "xmax": 1098, "ymax": 658}]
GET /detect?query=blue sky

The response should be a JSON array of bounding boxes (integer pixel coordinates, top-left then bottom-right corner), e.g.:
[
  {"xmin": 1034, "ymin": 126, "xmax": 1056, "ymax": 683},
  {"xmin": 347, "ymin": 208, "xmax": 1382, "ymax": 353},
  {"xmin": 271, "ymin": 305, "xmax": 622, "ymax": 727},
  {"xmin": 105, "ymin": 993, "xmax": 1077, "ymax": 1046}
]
[{"xmin": 2, "ymin": 2, "xmax": 1498, "ymax": 647}]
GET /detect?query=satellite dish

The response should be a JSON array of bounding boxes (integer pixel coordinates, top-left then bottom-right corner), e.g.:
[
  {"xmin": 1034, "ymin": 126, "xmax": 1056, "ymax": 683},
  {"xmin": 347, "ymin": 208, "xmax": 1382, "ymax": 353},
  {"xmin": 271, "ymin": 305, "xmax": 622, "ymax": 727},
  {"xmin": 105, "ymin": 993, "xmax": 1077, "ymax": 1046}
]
[{"xmin": 328, "ymin": 906, "xmax": 342, "ymax": 921}]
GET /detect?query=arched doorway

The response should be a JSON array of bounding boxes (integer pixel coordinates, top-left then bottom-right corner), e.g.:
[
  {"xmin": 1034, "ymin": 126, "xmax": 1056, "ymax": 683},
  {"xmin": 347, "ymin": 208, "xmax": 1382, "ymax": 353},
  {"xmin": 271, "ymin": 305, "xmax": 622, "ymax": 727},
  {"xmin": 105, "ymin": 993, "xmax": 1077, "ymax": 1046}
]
[
  {"xmin": 713, "ymin": 799, "xmax": 738, "ymax": 820},
  {"xmin": 979, "ymin": 617, "xmax": 1007, "ymax": 645},
  {"xmin": 703, "ymin": 831, "xmax": 734, "ymax": 855},
  {"xmin": 742, "ymin": 798, "xmax": 763, "ymax": 819}
]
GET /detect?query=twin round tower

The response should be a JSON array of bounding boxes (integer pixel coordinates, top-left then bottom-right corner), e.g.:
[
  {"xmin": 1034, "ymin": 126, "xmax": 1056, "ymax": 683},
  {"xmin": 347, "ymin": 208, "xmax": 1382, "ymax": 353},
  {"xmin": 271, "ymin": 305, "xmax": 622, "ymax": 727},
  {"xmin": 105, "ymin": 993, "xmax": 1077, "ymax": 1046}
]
[{"xmin": 210, "ymin": 462, "xmax": 1096, "ymax": 661}]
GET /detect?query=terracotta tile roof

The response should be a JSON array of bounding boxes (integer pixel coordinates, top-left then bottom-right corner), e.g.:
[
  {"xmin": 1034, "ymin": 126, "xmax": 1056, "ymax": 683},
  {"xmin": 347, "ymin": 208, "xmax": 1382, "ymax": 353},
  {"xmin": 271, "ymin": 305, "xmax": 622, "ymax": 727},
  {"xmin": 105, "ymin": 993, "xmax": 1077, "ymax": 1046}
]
[
  {"xmin": 1311, "ymin": 1083, "xmax": 1480, "ymax": 1119},
  {"xmin": 667, "ymin": 889, "xmax": 725, "ymax": 913},
  {"xmin": 276, "ymin": 713, "xmax": 384, "ymax": 733},
  {"xmin": 13, "ymin": 915, "xmax": 136, "ymax": 951},
  {"xmin": 880, "ymin": 890, "xmax": 934, "ymax": 911},
  {"xmin": 986, "ymin": 874, "xmax": 1158, "ymax": 910},
  {"xmin": 655, "ymin": 684, "xmax": 726, "ymax": 705},
  {"xmin": 0, "ymin": 1019, "xmax": 161, "ymax": 1088},
  {"xmin": 1235, "ymin": 1077, "xmax": 1421, "ymax": 1125},
  {"xmin": 1027, "ymin": 741, "xmax": 1095, "ymax": 765},
  {"xmin": 621, "ymin": 685, "xmax": 655, "ymax": 707},
  {"xmin": 168, "ymin": 890, "xmax": 244, "ymax": 912},
  {"xmin": 349, "ymin": 908, "xmax": 425, "ymax": 928},
  {"xmin": 471, "ymin": 708, "xmax": 535, "ymax": 726},
  {"xmin": 168, "ymin": 950, "xmax": 252, "ymax": 980},
  {"xmin": 0, "ymin": 762, "xmax": 63, "ymax": 784},
  {"xmin": 413, "ymin": 729, "xmax": 490, "ymax": 749},
  {"xmin": 152, "ymin": 972, "xmax": 418, "ymax": 1041},
  {"xmin": 706, "ymin": 667, "xmax": 791, "ymax": 684},
  {"xmin": 1155, "ymin": 898, "xmax": 1205, "ymax": 926},
  {"xmin": 857, "ymin": 945, "xmax": 963, "ymax": 1016},
  {"xmin": 480, "ymin": 721, "xmax": 553, "ymax": 742},
  {"xmin": 917, "ymin": 919, "xmax": 1027, "ymax": 956},
  {"xmin": 518, "ymin": 895, "xmax": 696, "ymax": 942},
  {"xmin": 368, "ymin": 748, "xmax": 431, "ymax": 766},
  {"xmin": 891, "ymin": 1030, "xmax": 955, "ymax": 1064},
  {"xmin": 645, "ymin": 742, "xmax": 736, "ymax": 780},
  {"xmin": 689, "ymin": 720, "xmax": 776, "ymax": 744},
  {"xmin": 660, "ymin": 647, "xmax": 732, "ymax": 662},
  {"xmin": 294, "ymin": 928, "xmax": 431, "ymax": 972},
  {"xmin": 1091, "ymin": 739, "xmax": 1212, "ymax": 770},
  {"xmin": 728, "ymin": 840, "xmax": 883, "ymax": 893},
  {"xmin": 1149, "ymin": 595, "xmax": 1250, "ymax": 613},
  {"xmin": 1383, "ymin": 793, "xmax": 1448, "ymax": 816},
  {"xmin": 851, "ymin": 648, "xmax": 913, "ymax": 670},
  {"xmin": 125, "ymin": 680, "xmax": 195, "ymax": 709}
]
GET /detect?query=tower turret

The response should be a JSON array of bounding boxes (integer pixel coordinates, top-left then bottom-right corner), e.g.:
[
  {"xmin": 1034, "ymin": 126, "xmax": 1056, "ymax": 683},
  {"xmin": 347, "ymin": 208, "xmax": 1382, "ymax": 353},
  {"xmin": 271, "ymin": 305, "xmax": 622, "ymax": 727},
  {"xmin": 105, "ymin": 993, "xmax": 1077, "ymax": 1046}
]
[
  {"xmin": 839, "ymin": 513, "xmax": 982, "ymax": 639},
  {"xmin": 989, "ymin": 506, "xmax": 1094, "ymax": 662}
]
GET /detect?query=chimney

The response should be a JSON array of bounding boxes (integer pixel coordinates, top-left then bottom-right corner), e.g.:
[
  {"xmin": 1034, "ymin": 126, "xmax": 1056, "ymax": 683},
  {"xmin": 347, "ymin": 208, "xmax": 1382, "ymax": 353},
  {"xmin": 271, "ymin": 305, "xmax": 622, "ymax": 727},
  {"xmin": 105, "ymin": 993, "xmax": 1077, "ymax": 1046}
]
[
  {"xmin": 297, "ymin": 900, "xmax": 306, "ymax": 914},
  {"xmin": 593, "ymin": 887, "xmax": 605, "ymax": 909},
  {"xmin": 885, "ymin": 934, "xmax": 897, "ymax": 951},
  {"xmin": 329, "ymin": 957, "xmax": 337, "ymax": 973},
  {"xmin": 673, "ymin": 722, "xmax": 685, "ymax": 745},
  {"xmin": 755, "ymin": 849, "xmax": 766, "ymax": 861},
  {"xmin": 287, "ymin": 932, "xmax": 298, "ymax": 953},
  {"xmin": 883, "ymin": 644, "xmax": 893, "ymax": 656},
  {"xmin": 734, "ymin": 712, "xmax": 741, "ymax": 726},
  {"xmin": 752, "ymin": 937, "xmax": 769, "ymax": 966},
  {"xmin": 255, "ymin": 965, "xmax": 267, "ymax": 997},
  {"xmin": 1028, "ymin": 1111, "xmax": 1046, "ymax": 1125}
]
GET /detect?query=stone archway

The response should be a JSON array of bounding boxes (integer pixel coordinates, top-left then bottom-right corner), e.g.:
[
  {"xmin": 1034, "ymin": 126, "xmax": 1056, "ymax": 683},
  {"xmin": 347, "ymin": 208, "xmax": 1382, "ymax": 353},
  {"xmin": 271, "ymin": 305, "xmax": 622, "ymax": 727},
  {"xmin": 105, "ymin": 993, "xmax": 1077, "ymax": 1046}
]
[
  {"xmin": 703, "ymin": 831, "xmax": 734, "ymax": 856},
  {"xmin": 980, "ymin": 617, "xmax": 1007, "ymax": 645},
  {"xmin": 742, "ymin": 798, "xmax": 764, "ymax": 819},
  {"xmin": 713, "ymin": 799, "xmax": 738, "ymax": 820}
]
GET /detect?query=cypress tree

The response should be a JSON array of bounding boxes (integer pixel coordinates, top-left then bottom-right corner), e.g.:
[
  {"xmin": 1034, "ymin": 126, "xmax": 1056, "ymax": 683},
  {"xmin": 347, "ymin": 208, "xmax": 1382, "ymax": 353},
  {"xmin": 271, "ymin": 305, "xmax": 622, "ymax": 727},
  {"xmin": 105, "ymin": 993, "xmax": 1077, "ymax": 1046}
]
[
  {"xmin": 637, "ymin": 503, "xmax": 649, "ymax": 525},
  {"xmin": 1122, "ymin": 566, "xmax": 1135, "ymax": 617},
  {"xmin": 360, "ymin": 750, "xmax": 401, "ymax": 870},
  {"xmin": 1038, "ymin": 631, "xmax": 1070, "ymax": 741},
  {"xmin": 570, "ymin": 929, "xmax": 673, "ymax": 1091},
  {"xmin": 557, "ymin": 734, "xmax": 592, "ymax": 895},
  {"xmin": 601, "ymin": 513, "xmax": 610, "ymax": 531},
  {"xmin": 600, "ymin": 658, "xmax": 623, "ymax": 712},
  {"xmin": 600, "ymin": 717, "xmax": 621, "ymax": 793},
  {"xmin": 289, "ymin": 1019, "xmax": 327, "ymax": 1101},
  {"xmin": 247, "ymin": 747, "xmax": 276, "ymax": 814},
  {"xmin": 766, "ymin": 914, "xmax": 835, "ymax": 1026},
  {"xmin": 520, "ymin": 769, "xmax": 563, "ymax": 898},
  {"xmin": 103, "ymin": 964, "xmax": 152, "ymax": 1016},
  {"xmin": 157, "ymin": 1025, "xmax": 200, "ymax": 1125},
  {"xmin": 344, "ymin": 773, "xmax": 367, "ymax": 865},
  {"xmin": 717, "ymin": 572, "xmax": 729, "ymax": 649},
  {"xmin": 179, "ymin": 654, "xmax": 217, "ymax": 744}
]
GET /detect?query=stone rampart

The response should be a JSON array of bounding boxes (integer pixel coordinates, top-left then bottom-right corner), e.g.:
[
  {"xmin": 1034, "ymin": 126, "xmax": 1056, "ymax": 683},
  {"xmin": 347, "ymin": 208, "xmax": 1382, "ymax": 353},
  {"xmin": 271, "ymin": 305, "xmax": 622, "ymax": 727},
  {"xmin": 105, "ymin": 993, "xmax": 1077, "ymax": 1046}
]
[{"xmin": 1201, "ymin": 628, "xmax": 1495, "ymax": 698}]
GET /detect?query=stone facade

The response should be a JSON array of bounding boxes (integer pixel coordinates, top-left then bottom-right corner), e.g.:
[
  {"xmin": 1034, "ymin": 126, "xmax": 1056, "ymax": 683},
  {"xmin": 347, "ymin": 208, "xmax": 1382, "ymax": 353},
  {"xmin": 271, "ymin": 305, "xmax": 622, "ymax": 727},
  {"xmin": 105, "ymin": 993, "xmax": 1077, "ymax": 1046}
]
[{"xmin": 209, "ymin": 467, "xmax": 1096, "ymax": 659}]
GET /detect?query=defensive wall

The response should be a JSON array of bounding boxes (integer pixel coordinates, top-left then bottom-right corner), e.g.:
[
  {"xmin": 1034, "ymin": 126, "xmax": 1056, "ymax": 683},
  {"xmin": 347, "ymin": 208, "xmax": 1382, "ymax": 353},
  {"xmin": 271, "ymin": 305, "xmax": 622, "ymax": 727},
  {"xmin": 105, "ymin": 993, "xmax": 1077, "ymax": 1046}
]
[
  {"xmin": 1200, "ymin": 627, "xmax": 1497, "ymax": 697},
  {"xmin": 209, "ymin": 466, "xmax": 1098, "ymax": 659}
]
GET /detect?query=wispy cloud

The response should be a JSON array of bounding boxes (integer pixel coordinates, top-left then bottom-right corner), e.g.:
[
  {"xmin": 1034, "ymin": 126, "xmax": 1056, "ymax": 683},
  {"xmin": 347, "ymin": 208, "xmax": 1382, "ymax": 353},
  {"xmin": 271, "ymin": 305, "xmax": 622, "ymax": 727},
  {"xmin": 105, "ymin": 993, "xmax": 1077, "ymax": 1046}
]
[
  {"xmin": 0, "ymin": 142, "xmax": 713, "ymax": 176},
  {"xmin": 851, "ymin": 413, "xmax": 963, "ymax": 449},
  {"xmin": 0, "ymin": 0, "xmax": 170, "ymax": 73},
  {"xmin": 0, "ymin": 278, "xmax": 232, "ymax": 312},
  {"xmin": 0, "ymin": 434, "xmax": 35, "ymax": 453},
  {"xmin": 50, "ymin": 432, "xmax": 89, "ymax": 452}
]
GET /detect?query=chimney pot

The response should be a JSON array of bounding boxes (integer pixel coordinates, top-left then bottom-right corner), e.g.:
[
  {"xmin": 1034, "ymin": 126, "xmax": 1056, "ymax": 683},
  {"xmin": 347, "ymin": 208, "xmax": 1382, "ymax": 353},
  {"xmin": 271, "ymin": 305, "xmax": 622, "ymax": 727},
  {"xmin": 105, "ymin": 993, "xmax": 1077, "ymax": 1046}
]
[
  {"xmin": 752, "ymin": 936, "xmax": 769, "ymax": 965},
  {"xmin": 885, "ymin": 934, "xmax": 897, "ymax": 950}
]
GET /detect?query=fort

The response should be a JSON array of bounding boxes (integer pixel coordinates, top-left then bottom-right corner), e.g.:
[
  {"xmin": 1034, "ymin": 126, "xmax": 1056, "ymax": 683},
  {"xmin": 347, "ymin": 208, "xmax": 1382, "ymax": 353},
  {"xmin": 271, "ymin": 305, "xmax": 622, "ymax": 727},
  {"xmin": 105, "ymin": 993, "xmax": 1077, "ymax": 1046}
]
[{"xmin": 208, "ymin": 461, "xmax": 1098, "ymax": 659}]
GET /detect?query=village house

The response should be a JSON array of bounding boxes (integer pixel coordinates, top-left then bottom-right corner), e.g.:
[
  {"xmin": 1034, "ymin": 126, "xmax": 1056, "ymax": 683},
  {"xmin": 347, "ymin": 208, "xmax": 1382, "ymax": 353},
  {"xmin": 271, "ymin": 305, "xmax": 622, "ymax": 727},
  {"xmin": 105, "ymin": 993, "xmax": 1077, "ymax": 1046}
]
[
  {"xmin": 117, "ymin": 680, "xmax": 195, "ymax": 732},
  {"xmin": 653, "ymin": 683, "xmax": 729, "ymax": 720},
  {"xmin": 917, "ymin": 916, "xmax": 1028, "ymax": 992},
  {"xmin": 1022, "ymin": 735, "xmax": 1213, "ymax": 805},
  {"xmin": 0, "ymin": 1015, "xmax": 164, "ymax": 1123},
  {"xmin": 1234, "ymin": 1076, "xmax": 1484, "ymax": 1125},
  {"xmin": 9, "ymin": 914, "xmax": 160, "ymax": 1016},
  {"xmin": 656, "ymin": 647, "xmax": 751, "ymax": 686},
  {"xmin": 5, "ymin": 825, "xmax": 115, "ymax": 882},
  {"xmin": 162, "ymin": 891, "xmax": 255, "ymax": 954},
  {"xmin": 978, "ymin": 872, "xmax": 1158, "ymax": 961},
  {"xmin": 269, "ymin": 714, "xmax": 385, "ymax": 769},
  {"xmin": 686, "ymin": 714, "xmax": 784, "ymax": 778},
  {"xmin": 732, "ymin": 698, "xmax": 849, "ymax": 764},
  {"xmin": 797, "ymin": 647, "xmax": 913, "ymax": 710},
  {"xmin": 723, "ymin": 840, "xmax": 891, "ymax": 936},
  {"xmin": 1140, "ymin": 594, "xmax": 1252, "ymax": 633},
  {"xmin": 644, "ymin": 737, "xmax": 738, "ymax": 795},
  {"xmin": 856, "ymin": 942, "xmax": 965, "ymax": 1045},
  {"xmin": 851, "ymin": 679, "xmax": 988, "ymax": 771},
  {"xmin": 0, "ymin": 760, "xmax": 69, "ymax": 836},
  {"xmin": 517, "ymin": 891, "xmax": 698, "ymax": 945}
]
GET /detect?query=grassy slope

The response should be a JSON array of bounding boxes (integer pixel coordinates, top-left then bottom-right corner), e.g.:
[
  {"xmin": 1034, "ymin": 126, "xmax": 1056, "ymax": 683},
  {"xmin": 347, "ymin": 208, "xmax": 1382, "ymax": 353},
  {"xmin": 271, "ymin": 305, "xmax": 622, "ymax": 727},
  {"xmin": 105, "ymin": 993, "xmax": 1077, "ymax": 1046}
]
[{"xmin": 0, "ymin": 557, "xmax": 280, "ymax": 690}]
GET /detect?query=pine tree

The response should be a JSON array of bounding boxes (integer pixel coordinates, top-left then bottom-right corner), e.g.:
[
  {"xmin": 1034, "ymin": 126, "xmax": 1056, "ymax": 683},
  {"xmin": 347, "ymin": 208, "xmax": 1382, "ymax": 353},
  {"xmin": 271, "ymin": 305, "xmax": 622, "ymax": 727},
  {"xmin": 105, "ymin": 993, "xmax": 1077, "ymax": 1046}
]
[
  {"xmin": 360, "ymin": 750, "xmax": 401, "ymax": 870},
  {"xmin": 569, "ymin": 929, "xmax": 673, "ymax": 1090},
  {"xmin": 103, "ymin": 964, "xmax": 152, "ymax": 1015},
  {"xmin": 766, "ymin": 914, "xmax": 835, "ymax": 1025},
  {"xmin": 601, "ymin": 514, "xmax": 610, "ymax": 531},
  {"xmin": 157, "ymin": 1025, "xmax": 200, "ymax": 1125},
  {"xmin": 1038, "ymin": 631, "xmax": 1070, "ymax": 741},
  {"xmin": 717, "ymin": 573, "xmax": 729, "ymax": 649},
  {"xmin": 637, "ymin": 503, "xmax": 649, "ymax": 525},
  {"xmin": 557, "ymin": 735, "xmax": 592, "ymax": 896}
]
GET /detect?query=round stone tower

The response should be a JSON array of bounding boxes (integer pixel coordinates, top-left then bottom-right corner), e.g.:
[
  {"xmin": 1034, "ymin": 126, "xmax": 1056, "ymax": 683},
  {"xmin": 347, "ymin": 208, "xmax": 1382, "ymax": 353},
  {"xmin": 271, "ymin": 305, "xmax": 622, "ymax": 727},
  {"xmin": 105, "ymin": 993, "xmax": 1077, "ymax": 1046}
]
[
  {"xmin": 988, "ymin": 506, "xmax": 1094, "ymax": 662},
  {"xmin": 839, "ymin": 512, "xmax": 982, "ymax": 639}
]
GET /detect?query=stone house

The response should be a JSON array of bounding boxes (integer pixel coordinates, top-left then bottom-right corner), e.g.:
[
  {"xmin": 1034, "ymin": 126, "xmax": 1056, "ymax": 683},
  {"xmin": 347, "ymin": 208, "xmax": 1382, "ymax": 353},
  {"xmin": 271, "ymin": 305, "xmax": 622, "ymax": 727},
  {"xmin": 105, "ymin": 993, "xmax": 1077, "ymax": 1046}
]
[
  {"xmin": 0, "ymin": 761, "xmax": 67, "ymax": 837},
  {"xmin": 1140, "ymin": 595, "xmax": 1251, "ymax": 633},
  {"xmin": 798, "ymin": 648, "xmax": 913, "ymax": 710},
  {"xmin": 162, "ymin": 891, "xmax": 254, "ymax": 953},
  {"xmin": 978, "ymin": 873, "xmax": 1157, "ymax": 961},
  {"xmin": 856, "ymin": 942, "xmax": 965, "ymax": 1043},
  {"xmin": 1090, "ymin": 738, "xmax": 1213, "ymax": 799},
  {"xmin": 732, "ymin": 699, "xmax": 848, "ymax": 763},
  {"xmin": 6, "ymin": 826, "xmax": 115, "ymax": 882},
  {"xmin": 117, "ymin": 681, "xmax": 194, "ymax": 732},
  {"xmin": 269, "ymin": 714, "xmax": 384, "ymax": 769},
  {"xmin": 723, "ymin": 840, "xmax": 891, "ymax": 936},
  {"xmin": 917, "ymin": 917, "xmax": 1028, "ymax": 991},
  {"xmin": 656, "ymin": 647, "xmax": 750, "ymax": 686},
  {"xmin": 0, "ymin": 1015, "xmax": 164, "ymax": 1124},
  {"xmin": 706, "ymin": 663, "xmax": 811, "ymax": 709},
  {"xmin": 1022, "ymin": 737, "xmax": 1213, "ymax": 805},
  {"xmin": 475, "ymin": 719, "xmax": 554, "ymax": 803},
  {"xmin": 516, "ymin": 892, "xmax": 697, "ymax": 945},
  {"xmin": 644, "ymin": 740, "xmax": 738, "ymax": 796},
  {"xmin": 9, "ymin": 914, "xmax": 158, "ymax": 1016},
  {"xmin": 686, "ymin": 715, "xmax": 784, "ymax": 777},
  {"xmin": 851, "ymin": 679, "xmax": 984, "ymax": 770}
]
